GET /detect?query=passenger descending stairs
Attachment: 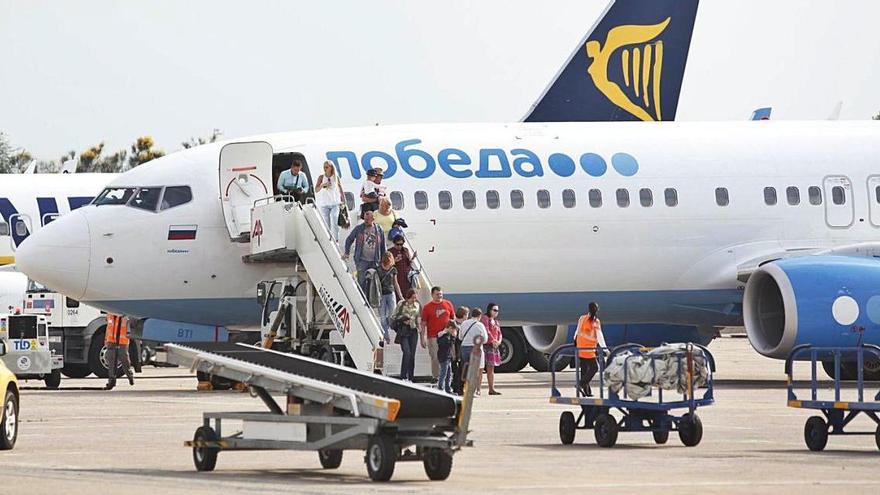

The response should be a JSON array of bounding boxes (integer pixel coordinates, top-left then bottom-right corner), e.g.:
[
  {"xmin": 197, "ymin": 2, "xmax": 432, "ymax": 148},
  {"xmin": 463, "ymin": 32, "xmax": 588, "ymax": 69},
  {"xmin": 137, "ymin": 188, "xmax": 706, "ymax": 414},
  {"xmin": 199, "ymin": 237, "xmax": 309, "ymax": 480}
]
[
  {"xmin": 244, "ymin": 198, "xmax": 384, "ymax": 372},
  {"xmin": 243, "ymin": 197, "xmax": 433, "ymax": 378}
]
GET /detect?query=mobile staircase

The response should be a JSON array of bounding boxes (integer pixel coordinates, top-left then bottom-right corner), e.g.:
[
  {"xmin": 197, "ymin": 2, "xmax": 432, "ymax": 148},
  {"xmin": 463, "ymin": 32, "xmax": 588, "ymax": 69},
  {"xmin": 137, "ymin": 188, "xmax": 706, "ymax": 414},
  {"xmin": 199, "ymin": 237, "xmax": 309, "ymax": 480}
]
[{"xmin": 243, "ymin": 196, "xmax": 432, "ymax": 377}]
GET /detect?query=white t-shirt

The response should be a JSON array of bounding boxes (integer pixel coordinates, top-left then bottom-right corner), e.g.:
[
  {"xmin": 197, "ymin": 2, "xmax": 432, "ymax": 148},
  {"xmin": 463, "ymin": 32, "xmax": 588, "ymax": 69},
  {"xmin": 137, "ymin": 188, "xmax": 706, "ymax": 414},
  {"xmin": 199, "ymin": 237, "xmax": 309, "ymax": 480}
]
[
  {"xmin": 361, "ymin": 180, "xmax": 386, "ymax": 202},
  {"xmin": 315, "ymin": 174, "xmax": 342, "ymax": 207},
  {"xmin": 459, "ymin": 319, "xmax": 488, "ymax": 368}
]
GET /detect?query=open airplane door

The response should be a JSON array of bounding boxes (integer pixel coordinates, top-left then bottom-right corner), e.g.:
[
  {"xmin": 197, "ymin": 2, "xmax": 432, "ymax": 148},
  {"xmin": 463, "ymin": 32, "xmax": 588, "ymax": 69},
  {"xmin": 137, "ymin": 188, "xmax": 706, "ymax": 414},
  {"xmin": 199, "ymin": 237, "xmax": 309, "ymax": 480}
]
[{"xmin": 219, "ymin": 142, "xmax": 274, "ymax": 240}]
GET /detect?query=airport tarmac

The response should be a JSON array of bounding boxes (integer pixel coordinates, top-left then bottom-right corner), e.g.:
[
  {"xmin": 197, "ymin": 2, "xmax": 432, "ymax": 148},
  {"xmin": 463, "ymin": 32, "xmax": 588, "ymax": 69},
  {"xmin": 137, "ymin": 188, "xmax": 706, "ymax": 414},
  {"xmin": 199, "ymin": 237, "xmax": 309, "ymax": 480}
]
[{"xmin": 3, "ymin": 336, "xmax": 879, "ymax": 495}]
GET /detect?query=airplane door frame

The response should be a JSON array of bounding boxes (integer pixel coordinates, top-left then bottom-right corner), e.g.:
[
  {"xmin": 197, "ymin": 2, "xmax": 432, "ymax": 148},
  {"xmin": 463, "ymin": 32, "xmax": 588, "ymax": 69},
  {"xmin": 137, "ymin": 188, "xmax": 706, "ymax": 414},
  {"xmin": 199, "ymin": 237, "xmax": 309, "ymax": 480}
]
[
  {"xmin": 8, "ymin": 213, "xmax": 32, "ymax": 251},
  {"xmin": 219, "ymin": 141, "xmax": 274, "ymax": 240},
  {"xmin": 822, "ymin": 175, "xmax": 854, "ymax": 228},
  {"xmin": 867, "ymin": 175, "xmax": 880, "ymax": 227}
]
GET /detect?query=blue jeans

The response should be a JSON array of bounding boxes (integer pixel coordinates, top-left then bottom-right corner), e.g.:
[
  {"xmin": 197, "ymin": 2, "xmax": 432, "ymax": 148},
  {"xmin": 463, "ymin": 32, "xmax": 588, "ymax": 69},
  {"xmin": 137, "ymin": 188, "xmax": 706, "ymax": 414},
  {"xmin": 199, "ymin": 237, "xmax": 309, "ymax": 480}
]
[
  {"xmin": 355, "ymin": 260, "xmax": 377, "ymax": 295},
  {"xmin": 438, "ymin": 358, "xmax": 453, "ymax": 393},
  {"xmin": 319, "ymin": 203, "xmax": 340, "ymax": 241},
  {"xmin": 399, "ymin": 331, "xmax": 418, "ymax": 381},
  {"xmin": 379, "ymin": 292, "xmax": 397, "ymax": 341}
]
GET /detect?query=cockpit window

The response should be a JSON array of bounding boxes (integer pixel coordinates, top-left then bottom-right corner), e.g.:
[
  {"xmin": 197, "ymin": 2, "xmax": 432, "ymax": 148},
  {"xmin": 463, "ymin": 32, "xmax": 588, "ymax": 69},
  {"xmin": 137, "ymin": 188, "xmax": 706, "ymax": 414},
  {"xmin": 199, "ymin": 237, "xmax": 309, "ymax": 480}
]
[
  {"xmin": 94, "ymin": 187, "xmax": 137, "ymax": 206},
  {"xmin": 129, "ymin": 187, "xmax": 162, "ymax": 211},
  {"xmin": 0, "ymin": 222, "xmax": 8, "ymax": 236},
  {"xmin": 160, "ymin": 186, "xmax": 193, "ymax": 210}
]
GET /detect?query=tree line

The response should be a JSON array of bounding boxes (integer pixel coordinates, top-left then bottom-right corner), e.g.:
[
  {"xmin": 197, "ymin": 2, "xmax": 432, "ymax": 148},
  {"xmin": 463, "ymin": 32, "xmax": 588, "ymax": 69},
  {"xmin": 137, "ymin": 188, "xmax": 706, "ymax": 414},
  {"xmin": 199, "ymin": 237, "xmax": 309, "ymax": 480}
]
[{"xmin": 0, "ymin": 129, "xmax": 221, "ymax": 174}]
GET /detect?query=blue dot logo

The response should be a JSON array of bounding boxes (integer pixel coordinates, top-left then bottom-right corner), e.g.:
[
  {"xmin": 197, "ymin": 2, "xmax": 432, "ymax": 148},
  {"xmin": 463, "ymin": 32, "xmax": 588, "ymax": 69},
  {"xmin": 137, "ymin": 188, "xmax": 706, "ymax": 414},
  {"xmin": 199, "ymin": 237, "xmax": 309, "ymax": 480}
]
[
  {"xmin": 547, "ymin": 153, "xmax": 575, "ymax": 177},
  {"xmin": 611, "ymin": 153, "xmax": 639, "ymax": 176},
  {"xmin": 579, "ymin": 153, "xmax": 607, "ymax": 177}
]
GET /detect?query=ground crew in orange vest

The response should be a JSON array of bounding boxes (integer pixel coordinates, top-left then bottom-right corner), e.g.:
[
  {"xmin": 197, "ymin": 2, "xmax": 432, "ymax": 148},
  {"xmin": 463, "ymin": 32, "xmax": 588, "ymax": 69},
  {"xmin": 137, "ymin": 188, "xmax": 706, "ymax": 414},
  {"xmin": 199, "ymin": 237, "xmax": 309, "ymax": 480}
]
[
  {"xmin": 104, "ymin": 314, "xmax": 134, "ymax": 390},
  {"xmin": 575, "ymin": 302, "xmax": 606, "ymax": 397}
]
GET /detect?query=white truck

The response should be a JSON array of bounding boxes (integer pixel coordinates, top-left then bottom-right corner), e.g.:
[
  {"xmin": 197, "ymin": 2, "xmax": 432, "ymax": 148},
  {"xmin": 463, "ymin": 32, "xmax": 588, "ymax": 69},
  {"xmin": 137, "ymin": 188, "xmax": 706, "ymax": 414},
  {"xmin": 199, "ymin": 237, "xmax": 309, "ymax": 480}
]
[
  {"xmin": 22, "ymin": 280, "xmax": 139, "ymax": 378},
  {"xmin": 0, "ymin": 313, "xmax": 63, "ymax": 388}
]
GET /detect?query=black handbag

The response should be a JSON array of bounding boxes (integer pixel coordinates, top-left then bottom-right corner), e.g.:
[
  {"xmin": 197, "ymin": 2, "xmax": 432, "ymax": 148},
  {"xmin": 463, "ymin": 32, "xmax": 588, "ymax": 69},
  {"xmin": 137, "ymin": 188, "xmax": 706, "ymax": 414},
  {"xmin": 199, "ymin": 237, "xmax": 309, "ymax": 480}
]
[{"xmin": 337, "ymin": 204, "xmax": 351, "ymax": 229}]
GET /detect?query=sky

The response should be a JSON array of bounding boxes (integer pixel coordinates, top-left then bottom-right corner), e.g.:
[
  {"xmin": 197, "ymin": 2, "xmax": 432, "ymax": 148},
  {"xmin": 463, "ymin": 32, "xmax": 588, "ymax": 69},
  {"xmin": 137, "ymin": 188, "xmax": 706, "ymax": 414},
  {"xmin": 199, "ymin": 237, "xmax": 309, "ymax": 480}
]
[{"xmin": 2, "ymin": 0, "xmax": 880, "ymax": 159}]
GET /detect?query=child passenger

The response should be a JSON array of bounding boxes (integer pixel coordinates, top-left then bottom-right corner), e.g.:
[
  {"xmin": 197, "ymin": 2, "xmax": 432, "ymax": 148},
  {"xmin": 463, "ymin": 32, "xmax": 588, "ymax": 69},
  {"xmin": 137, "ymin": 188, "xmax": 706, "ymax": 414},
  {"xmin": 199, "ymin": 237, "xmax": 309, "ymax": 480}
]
[{"xmin": 437, "ymin": 321, "xmax": 457, "ymax": 393}]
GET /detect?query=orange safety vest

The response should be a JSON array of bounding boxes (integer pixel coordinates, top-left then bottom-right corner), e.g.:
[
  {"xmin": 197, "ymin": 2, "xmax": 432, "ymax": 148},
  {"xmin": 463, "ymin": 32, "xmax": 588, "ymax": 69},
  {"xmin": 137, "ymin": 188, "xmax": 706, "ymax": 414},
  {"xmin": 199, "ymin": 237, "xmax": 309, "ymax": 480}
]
[
  {"xmin": 575, "ymin": 316, "xmax": 600, "ymax": 359},
  {"xmin": 104, "ymin": 314, "xmax": 130, "ymax": 346}
]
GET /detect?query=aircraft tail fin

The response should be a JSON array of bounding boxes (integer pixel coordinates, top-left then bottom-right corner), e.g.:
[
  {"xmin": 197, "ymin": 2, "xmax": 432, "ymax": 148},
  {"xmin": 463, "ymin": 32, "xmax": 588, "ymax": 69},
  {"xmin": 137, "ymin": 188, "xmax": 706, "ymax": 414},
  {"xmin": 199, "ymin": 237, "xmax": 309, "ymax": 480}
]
[{"xmin": 523, "ymin": 0, "xmax": 699, "ymax": 123}]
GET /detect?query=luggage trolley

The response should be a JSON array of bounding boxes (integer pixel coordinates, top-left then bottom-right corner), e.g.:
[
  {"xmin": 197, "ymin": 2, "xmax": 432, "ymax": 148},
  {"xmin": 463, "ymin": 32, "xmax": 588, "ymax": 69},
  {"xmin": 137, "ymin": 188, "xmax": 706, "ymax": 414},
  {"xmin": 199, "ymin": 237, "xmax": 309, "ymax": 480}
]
[
  {"xmin": 166, "ymin": 341, "xmax": 482, "ymax": 482},
  {"xmin": 549, "ymin": 343, "xmax": 716, "ymax": 448},
  {"xmin": 785, "ymin": 344, "xmax": 880, "ymax": 451}
]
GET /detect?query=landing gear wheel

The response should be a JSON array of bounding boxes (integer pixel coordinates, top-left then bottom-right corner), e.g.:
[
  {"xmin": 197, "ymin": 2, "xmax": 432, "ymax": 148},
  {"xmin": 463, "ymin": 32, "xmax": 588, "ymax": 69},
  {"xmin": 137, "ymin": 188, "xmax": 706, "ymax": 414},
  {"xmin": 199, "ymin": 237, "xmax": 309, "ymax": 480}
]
[
  {"xmin": 0, "ymin": 390, "xmax": 18, "ymax": 450},
  {"xmin": 44, "ymin": 369, "xmax": 61, "ymax": 389},
  {"xmin": 653, "ymin": 429, "xmax": 670, "ymax": 445},
  {"xmin": 210, "ymin": 375, "xmax": 233, "ymax": 391},
  {"xmin": 318, "ymin": 449, "xmax": 343, "ymax": 469},
  {"xmin": 192, "ymin": 426, "xmax": 219, "ymax": 471},
  {"xmin": 62, "ymin": 364, "xmax": 91, "ymax": 379},
  {"xmin": 495, "ymin": 328, "xmax": 528, "ymax": 373},
  {"xmin": 365, "ymin": 435, "xmax": 397, "ymax": 481},
  {"xmin": 594, "ymin": 413, "xmax": 618, "ymax": 448},
  {"xmin": 559, "ymin": 411, "xmax": 576, "ymax": 445},
  {"xmin": 678, "ymin": 413, "xmax": 703, "ymax": 447},
  {"xmin": 804, "ymin": 416, "xmax": 828, "ymax": 451},
  {"xmin": 528, "ymin": 348, "xmax": 569, "ymax": 372},
  {"xmin": 88, "ymin": 329, "xmax": 110, "ymax": 378},
  {"xmin": 422, "ymin": 447, "xmax": 453, "ymax": 481}
]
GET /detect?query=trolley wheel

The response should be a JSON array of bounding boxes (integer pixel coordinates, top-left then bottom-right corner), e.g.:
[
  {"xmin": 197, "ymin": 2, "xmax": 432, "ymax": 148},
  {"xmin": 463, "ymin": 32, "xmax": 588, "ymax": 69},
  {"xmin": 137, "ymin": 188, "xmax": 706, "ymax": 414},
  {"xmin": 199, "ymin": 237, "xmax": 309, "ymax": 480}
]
[
  {"xmin": 318, "ymin": 449, "xmax": 343, "ymax": 469},
  {"xmin": 559, "ymin": 411, "xmax": 577, "ymax": 445},
  {"xmin": 678, "ymin": 413, "xmax": 703, "ymax": 447},
  {"xmin": 44, "ymin": 369, "xmax": 61, "ymax": 389},
  {"xmin": 192, "ymin": 426, "xmax": 219, "ymax": 472},
  {"xmin": 365, "ymin": 435, "xmax": 397, "ymax": 482},
  {"xmin": 422, "ymin": 447, "xmax": 453, "ymax": 481},
  {"xmin": 804, "ymin": 416, "xmax": 828, "ymax": 452},
  {"xmin": 653, "ymin": 429, "xmax": 670, "ymax": 445},
  {"xmin": 594, "ymin": 413, "xmax": 618, "ymax": 448},
  {"xmin": 875, "ymin": 425, "xmax": 880, "ymax": 451}
]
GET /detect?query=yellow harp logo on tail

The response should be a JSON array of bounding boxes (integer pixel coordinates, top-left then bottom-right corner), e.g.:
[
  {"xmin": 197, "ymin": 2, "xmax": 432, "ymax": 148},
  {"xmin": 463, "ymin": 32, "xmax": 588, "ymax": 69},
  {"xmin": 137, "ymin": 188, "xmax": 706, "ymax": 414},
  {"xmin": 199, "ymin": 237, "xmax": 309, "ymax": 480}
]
[{"xmin": 586, "ymin": 18, "xmax": 671, "ymax": 121}]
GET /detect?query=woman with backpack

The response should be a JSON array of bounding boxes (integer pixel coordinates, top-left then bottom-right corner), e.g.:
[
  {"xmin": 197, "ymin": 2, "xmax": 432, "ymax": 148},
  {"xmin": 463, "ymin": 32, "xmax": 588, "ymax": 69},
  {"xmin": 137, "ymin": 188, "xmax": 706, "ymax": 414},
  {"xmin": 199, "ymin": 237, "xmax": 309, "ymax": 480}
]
[{"xmin": 391, "ymin": 288, "xmax": 421, "ymax": 381}]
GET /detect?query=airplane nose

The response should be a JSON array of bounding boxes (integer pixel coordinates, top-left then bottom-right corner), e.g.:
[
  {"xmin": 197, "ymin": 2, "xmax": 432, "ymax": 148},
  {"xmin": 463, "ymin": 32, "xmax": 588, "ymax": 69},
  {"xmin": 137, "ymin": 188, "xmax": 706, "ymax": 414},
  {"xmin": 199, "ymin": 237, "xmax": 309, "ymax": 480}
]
[{"xmin": 16, "ymin": 212, "xmax": 91, "ymax": 300}]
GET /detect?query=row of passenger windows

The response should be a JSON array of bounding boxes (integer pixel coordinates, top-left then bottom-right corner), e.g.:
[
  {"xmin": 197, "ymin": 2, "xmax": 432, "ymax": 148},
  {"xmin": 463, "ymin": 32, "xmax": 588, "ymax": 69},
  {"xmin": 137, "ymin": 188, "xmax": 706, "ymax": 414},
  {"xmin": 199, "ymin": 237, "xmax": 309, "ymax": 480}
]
[
  {"xmin": 342, "ymin": 185, "xmax": 851, "ymax": 211},
  {"xmin": 345, "ymin": 188, "xmax": 681, "ymax": 211}
]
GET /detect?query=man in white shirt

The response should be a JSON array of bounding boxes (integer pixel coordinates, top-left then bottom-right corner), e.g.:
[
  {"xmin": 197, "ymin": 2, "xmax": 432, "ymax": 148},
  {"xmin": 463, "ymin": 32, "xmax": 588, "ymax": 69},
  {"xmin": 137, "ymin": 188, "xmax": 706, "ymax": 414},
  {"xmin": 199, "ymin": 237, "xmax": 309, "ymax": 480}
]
[{"xmin": 360, "ymin": 168, "xmax": 386, "ymax": 218}]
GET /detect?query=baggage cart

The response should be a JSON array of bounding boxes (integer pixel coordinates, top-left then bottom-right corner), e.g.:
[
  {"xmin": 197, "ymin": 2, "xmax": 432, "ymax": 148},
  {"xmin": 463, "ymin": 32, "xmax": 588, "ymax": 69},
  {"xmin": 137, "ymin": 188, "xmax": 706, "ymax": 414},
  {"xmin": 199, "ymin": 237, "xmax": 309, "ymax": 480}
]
[{"xmin": 550, "ymin": 343, "xmax": 715, "ymax": 447}]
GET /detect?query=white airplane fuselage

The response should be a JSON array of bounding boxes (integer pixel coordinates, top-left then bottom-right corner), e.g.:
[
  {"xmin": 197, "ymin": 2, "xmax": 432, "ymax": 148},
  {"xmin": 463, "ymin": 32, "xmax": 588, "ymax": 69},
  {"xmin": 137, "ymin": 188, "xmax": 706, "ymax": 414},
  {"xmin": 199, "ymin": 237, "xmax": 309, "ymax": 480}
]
[
  {"xmin": 0, "ymin": 174, "xmax": 116, "ymax": 265},
  {"xmin": 15, "ymin": 121, "xmax": 880, "ymax": 331}
]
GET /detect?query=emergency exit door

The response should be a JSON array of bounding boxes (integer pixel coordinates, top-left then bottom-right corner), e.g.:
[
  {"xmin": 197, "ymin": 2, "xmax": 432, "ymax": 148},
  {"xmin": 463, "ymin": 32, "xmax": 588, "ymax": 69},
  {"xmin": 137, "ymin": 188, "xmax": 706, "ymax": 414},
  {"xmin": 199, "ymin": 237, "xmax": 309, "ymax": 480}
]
[
  {"xmin": 823, "ymin": 175, "xmax": 854, "ymax": 228},
  {"xmin": 219, "ymin": 142, "xmax": 274, "ymax": 240}
]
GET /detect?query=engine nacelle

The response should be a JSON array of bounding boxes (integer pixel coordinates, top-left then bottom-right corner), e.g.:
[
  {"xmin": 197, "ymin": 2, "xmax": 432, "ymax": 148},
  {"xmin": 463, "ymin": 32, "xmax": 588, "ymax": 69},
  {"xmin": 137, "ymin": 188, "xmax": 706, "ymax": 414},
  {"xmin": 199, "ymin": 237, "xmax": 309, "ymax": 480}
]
[
  {"xmin": 744, "ymin": 256, "xmax": 880, "ymax": 359},
  {"xmin": 522, "ymin": 323, "xmax": 714, "ymax": 354},
  {"xmin": 522, "ymin": 325, "xmax": 568, "ymax": 354}
]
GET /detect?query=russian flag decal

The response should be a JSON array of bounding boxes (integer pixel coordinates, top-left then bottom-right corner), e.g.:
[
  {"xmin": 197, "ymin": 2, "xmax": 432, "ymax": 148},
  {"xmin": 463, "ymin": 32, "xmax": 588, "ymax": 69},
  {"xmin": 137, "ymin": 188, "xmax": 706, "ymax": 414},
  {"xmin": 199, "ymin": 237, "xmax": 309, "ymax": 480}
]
[{"xmin": 168, "ymin": 225, "xmax": 197, "ymax": 240}]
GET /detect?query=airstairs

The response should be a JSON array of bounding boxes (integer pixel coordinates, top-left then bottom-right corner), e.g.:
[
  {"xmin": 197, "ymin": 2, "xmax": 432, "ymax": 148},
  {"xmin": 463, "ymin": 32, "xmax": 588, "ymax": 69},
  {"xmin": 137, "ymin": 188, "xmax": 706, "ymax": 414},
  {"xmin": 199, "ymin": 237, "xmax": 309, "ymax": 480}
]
[{"xmin": 243, "ymin": 196, "xmax": 433, "ymax": 378}]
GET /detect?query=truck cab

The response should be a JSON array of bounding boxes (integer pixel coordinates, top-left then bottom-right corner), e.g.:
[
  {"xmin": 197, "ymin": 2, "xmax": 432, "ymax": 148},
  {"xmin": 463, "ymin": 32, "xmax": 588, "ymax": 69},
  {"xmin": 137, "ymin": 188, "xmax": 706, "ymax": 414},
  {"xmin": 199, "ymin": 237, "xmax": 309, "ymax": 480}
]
[
  {"xmin": 0, "ymin": 339, "xmax": 19, "ymax": 449},
  {"xmin": 23, "ymin": 279, "xmax": 111, "ymax": 378},
  {"xmin": 0, "ymin": 313, "xmax": 62, "ymax": 388}
]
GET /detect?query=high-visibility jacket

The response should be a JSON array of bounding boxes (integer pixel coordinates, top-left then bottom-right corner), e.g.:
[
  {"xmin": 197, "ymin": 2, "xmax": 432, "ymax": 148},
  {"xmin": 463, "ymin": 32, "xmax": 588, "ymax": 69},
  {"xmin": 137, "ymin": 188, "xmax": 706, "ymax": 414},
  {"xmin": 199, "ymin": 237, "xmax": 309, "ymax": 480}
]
[
  {"xmin": 105, "ymin": 314, "xmax": 130, "ymax": 346},
  {"xmin": 575, "ymin": 315, "xmax": 604, "ymax": 359}
]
